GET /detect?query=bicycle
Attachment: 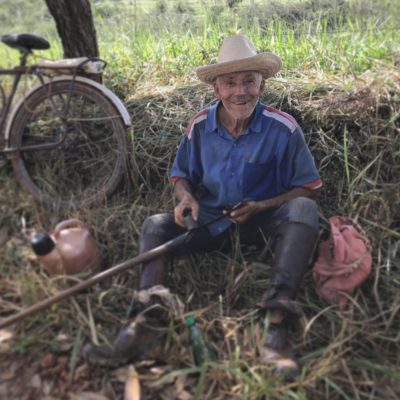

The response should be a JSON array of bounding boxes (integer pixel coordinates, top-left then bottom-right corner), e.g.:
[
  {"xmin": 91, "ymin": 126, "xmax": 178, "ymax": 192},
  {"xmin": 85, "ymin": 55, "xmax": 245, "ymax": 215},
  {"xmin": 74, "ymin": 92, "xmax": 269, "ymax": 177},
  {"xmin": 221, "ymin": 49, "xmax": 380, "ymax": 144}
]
[{"xmin": 0, "ymin": 33, "xmax": 131, "ymax": 208}]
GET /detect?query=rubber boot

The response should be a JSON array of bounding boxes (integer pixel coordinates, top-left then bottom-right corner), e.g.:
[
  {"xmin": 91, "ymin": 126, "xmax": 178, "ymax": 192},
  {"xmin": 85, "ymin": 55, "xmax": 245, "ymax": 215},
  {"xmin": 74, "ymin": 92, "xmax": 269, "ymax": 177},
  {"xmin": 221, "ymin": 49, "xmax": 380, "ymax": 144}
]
[
  {"xmin": 83, "ymin": 234, "xmax": 170, "ymax": 365},
  {"xmin": 127, "ymin": 233, "xmax": 171, "ymax": 318},
  {"xmin": 259, "ymin": 221, "xmax": 319, "ymax": 381},
  {"xmin": 138, "ymin": 233, "xmax": 170, "ymax": 290},
  {"xmin": 261, "ymin": 221, "xmax": 319, "ymax": 312},
  {"xmin": 83, "ymin": 305, "xmax": 169, "ymax": 366}
]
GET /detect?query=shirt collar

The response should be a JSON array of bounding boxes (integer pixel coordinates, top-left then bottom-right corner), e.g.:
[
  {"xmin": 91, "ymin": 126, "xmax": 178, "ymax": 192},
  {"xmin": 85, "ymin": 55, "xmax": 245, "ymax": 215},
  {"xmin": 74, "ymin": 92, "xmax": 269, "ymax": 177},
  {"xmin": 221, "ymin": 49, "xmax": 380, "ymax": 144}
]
[{"xmin": 205, "ymin": 100, "xmax": 264, "ymax": 135}]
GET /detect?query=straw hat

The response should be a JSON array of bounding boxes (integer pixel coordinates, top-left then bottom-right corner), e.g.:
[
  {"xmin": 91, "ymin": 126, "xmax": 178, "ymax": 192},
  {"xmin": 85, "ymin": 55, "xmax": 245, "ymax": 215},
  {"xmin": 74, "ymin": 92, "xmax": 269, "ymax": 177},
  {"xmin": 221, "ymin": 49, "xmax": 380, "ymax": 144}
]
[{"xmin": 196, "ymin": 34, "xmax": 282, "ymax": 84}]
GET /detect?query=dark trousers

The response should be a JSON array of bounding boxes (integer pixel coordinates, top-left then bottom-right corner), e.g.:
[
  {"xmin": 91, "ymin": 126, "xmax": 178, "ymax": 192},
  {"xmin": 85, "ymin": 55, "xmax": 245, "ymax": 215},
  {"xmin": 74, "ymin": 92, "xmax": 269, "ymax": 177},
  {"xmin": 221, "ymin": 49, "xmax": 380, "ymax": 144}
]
[{"xmin": 138, "ymin": 197, "xmax": 319, "ymax": 290}]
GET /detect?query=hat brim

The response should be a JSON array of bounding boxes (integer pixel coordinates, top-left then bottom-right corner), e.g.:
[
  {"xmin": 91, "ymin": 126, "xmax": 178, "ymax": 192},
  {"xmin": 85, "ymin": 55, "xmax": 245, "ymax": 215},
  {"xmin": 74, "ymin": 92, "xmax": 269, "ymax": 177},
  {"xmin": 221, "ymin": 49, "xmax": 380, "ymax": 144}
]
[{"xmin": 196, "ymin": 52, "xmax": 282, "ymax": 84}]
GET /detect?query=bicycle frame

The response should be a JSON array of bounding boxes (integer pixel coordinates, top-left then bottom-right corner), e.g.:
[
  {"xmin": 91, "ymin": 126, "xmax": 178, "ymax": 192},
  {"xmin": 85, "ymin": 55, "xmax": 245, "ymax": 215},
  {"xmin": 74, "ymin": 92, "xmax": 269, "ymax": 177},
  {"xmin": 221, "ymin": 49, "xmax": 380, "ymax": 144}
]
[
  {"xmin": 0, "ymin": 33, "xmax": 131, "ymax": 207},
  {"xmin": 0, "ymin": 52, "xmax": 129, "ymax": 157},
  {"xmin": 0, "ymin": 52, "xmax": 30, "ymax": 143},
  {"xmin": 0, "ymin": 52, "xmax": 81, "ymax": 156}
]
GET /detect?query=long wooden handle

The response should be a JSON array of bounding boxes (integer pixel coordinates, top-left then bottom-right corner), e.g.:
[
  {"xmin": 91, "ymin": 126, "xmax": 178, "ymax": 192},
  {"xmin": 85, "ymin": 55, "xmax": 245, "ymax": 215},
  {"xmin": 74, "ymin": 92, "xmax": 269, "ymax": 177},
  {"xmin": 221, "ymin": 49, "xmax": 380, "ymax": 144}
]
[{"xmin": 0, "ymin": 233, "xmax": 188, "ymax": 329}]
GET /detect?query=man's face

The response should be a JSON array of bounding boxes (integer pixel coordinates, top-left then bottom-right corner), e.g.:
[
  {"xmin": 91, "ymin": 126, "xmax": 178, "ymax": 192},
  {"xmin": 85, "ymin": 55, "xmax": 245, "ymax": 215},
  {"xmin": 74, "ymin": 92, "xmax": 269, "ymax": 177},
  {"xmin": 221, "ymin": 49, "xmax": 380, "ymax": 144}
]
[{"xmin": 213, "ymin": 71, "xmax": 265, "ymax": 121}]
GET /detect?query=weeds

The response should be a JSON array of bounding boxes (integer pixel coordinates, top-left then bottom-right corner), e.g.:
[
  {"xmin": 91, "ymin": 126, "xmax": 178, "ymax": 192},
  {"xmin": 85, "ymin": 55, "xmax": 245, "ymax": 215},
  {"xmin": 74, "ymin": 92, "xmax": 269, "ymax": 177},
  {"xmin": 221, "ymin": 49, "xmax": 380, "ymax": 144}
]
[{"xmin": 1, "ymin": 66, "xmax": 399, "ymax": 398}]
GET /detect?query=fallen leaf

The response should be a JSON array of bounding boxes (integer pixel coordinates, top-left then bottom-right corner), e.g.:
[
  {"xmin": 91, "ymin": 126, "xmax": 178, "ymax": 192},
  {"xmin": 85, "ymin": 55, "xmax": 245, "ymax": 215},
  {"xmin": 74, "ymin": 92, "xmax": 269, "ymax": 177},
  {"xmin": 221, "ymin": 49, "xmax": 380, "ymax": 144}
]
[
  {"xmin": 149, "ymin": 366, "xmax": 171, "ymax": 377},
  {"xmin": 177, "ymin": 390, "xmax": 192, "ymax": 400},
  {"xmin": 57, "ymin": 355, "xmax": 69, "ymax": 368},
  {"xmin": 73, "ymin": 364, "xmax": 91, "ymax": 382},
  {"xmin": 0, "ymin": 369, "xmax": 15, "ymax": 381},
  {"xmin": 43, "ymin": 380, "xmax": 53, "ymax": 396},
  {"xmin": 0, "ymin": 329, "xmax": 13, "ymax": 343},
  {"xmin": 113, "ymin": 366, "xmax": 129, "ymax": 382},
  {"xmin": 124, "ymin": 365, "xmax": 140, "ymax": 400},
  {"xmin": 40, "ymin": 353, "xmax": 57, "ymax": 369},
  {"xmin": 175, "ymin": 373, "xmax": 186, "ymax": 391},
  {"xmin": 30, "ymin": 374, "xmax": 42, "ymax": 389},
  {"xmin": 56, "ymin": 333, "xmax": 74, "ymax": 351},
  {"xmin": 69, "ymin": 391, "xmax": 109, "ymax": 400},
  {"xmin": 159, "ymin": 386, "xmax": 178, "ymax": 400},
  {"xmin": 175, "ymin": 374, "xmax": 191, "ymax": 400}
]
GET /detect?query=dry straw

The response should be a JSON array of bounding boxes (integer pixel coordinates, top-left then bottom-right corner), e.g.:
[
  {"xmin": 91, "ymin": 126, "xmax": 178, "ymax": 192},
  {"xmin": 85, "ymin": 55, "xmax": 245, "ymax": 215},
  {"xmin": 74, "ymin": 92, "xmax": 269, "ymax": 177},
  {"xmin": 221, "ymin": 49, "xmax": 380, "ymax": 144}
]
[{"xmin": 0, "ymin": 66, "xmax": 399, "ymax": 398}]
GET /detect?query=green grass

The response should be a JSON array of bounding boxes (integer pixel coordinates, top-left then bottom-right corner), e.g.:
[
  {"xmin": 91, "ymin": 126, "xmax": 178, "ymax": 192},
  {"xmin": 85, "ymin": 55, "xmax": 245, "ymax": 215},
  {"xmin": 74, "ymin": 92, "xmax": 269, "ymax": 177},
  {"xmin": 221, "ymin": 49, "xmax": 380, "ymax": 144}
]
[
  {"xmin": 1, "ymin": 0, "xmax": 399, "ymax": 83},
  {"xmin": 98, "ymin": 13, "xmax": 400, "ymax": 92}
]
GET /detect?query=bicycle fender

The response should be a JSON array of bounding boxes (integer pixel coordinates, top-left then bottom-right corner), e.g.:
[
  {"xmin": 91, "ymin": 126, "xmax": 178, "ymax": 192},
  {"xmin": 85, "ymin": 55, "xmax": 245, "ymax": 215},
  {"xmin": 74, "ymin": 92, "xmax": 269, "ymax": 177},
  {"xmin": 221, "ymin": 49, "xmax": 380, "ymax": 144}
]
[
  {"xmin": 64, "ymin": 76, "xmax": 131, "ymax": 127},
  {"xmin": 5, "ymin": 76, "xmax": 131, "ymax": 143}
]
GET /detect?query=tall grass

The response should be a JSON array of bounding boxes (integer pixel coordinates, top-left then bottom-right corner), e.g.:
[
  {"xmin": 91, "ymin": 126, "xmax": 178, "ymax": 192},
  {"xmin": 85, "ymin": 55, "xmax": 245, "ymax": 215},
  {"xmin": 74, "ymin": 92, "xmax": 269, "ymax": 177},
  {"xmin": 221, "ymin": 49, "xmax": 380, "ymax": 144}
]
[
  {"xmin": 1, "ymin": 1, "xmax": 398, "ymax": 86},
  {"xmin": 94, "ymin": 1, "xmax": 400, "ymax": 94}
]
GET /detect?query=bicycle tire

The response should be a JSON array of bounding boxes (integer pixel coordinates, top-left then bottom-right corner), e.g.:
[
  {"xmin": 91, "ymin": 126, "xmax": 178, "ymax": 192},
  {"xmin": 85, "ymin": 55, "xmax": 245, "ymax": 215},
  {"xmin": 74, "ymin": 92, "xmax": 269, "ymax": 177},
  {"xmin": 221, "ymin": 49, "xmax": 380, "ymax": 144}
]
[{"xmin": 9, "ymin": 79, "xmax": 128, "ymax": 208}]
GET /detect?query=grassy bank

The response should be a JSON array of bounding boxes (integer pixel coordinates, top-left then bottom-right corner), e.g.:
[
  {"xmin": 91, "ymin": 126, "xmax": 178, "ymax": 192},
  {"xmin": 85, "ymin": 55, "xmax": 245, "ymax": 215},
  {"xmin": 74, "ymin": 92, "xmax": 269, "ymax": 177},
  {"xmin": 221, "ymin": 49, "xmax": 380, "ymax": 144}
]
[
  {"xmin": 0, "ymin": 0, "xmax": 399, "ymax": 399},
  {"xmin": 97, "ymin": 0, "xmax": 400, "ymax": 94}
]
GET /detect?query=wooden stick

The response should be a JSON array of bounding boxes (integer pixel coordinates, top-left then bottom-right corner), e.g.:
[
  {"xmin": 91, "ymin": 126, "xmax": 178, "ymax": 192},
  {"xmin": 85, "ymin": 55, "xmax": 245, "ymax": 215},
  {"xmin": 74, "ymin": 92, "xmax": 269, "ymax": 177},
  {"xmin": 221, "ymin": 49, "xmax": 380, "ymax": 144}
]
[{"xmin": 0, "ymin": 233, "xmax": 188, "ymax": 329}]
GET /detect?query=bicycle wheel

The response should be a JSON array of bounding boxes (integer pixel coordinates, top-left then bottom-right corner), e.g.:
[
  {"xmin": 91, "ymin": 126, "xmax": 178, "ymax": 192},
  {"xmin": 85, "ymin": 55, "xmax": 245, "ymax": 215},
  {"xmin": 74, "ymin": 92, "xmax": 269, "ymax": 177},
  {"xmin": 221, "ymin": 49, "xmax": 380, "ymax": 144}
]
[{"xmin": 9, "ymin": 79, "xmax": 128, "ymax": 208}]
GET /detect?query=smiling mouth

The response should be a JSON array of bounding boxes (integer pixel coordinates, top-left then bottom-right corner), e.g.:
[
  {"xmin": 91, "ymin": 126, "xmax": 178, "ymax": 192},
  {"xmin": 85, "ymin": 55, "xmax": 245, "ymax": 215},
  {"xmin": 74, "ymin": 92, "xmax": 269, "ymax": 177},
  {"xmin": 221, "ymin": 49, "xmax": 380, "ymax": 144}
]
[{"xmin": 231, "ymin": 96, "xmax": 251, "ymax": 105}]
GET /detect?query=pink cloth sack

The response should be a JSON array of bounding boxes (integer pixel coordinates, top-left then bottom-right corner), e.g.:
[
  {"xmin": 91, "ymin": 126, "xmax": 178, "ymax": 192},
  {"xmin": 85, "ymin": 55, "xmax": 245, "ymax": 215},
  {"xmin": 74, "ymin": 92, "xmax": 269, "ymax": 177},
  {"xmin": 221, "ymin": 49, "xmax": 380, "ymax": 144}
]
[{"xmin": 313, "ymin": 216, "xmax": 372, "ymax": 307}]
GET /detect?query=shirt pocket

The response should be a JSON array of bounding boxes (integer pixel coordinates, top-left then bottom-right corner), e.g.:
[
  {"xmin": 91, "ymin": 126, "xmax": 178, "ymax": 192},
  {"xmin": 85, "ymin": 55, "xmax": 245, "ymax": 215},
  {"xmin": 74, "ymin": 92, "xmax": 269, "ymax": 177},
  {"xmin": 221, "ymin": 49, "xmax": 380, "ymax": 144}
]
[{"xmin": 242, "ymin": 158, "xmax": 279, "ymax": 200}]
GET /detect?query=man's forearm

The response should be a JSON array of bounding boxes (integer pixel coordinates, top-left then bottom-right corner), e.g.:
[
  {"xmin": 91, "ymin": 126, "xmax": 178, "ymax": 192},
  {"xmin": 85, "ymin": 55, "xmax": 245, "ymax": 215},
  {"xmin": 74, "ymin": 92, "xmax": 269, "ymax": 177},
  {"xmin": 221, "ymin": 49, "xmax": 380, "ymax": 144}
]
[
  {"xmin": 173, "ymin": 178, "xmax": 195, "ymax": 202},
  {"xmin": 258, "ymin": 187, "xmax": 320, "ymax": 212}
]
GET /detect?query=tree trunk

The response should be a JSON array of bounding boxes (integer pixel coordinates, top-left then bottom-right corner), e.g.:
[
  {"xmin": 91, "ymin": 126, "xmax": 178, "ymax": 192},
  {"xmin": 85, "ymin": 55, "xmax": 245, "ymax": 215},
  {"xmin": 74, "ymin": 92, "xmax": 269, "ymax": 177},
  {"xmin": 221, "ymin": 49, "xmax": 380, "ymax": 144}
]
[{"xmin": 44, "ymin": 0, "xmax": 99, "ymax": 59}]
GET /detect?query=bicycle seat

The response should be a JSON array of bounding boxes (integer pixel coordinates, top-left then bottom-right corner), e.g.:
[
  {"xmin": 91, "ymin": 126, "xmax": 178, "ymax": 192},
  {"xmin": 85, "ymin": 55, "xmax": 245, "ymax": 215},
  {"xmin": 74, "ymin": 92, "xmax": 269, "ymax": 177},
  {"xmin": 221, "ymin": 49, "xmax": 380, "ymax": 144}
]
[{"xmin": 1, "ymin": 33, "xmax": 50, "ymax": 52}]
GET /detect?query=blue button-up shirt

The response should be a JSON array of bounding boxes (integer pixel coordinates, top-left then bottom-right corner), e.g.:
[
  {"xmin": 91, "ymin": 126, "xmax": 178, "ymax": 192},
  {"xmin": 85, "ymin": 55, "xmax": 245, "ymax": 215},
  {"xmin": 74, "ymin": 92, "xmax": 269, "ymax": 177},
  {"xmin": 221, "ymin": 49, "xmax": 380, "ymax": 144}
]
[{"xmin": 171, "ymin": 100, "xmax": 322, "ymax": 235}]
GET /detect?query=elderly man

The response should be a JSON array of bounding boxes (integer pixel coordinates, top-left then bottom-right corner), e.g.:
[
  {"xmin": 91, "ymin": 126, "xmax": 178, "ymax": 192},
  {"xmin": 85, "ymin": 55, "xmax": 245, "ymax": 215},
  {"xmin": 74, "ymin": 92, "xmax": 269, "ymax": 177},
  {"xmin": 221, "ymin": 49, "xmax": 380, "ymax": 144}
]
[{"xmin": 86, "ymin": 34, "xmax": 321, "ymax": 380}]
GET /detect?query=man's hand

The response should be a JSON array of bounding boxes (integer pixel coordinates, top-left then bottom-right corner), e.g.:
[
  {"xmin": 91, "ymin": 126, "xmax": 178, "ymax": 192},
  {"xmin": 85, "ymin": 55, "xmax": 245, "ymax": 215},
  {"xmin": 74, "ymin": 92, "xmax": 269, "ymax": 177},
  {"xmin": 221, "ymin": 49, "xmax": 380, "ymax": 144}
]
[
  {"xmin": 225, "ymin": 187, "xmax": 320, "ymax": 224},
  {"xmin": 174, "ymin": 194, "xmax": 199, "ymax": 228},
  {"xmin": 173, "ymin": 179, "xmax": 199, "ymax": 228},
  {"xmin": 225, "ymin": 200, "xmax": 262, "ymax": 224}
]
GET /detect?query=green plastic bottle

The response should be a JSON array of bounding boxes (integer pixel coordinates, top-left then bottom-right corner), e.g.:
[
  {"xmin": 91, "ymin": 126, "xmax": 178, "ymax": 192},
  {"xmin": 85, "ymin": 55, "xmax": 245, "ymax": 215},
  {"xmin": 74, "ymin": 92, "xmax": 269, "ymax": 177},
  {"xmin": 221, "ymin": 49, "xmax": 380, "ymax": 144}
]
[{"xmin": 185, "ymin": 315, "xmax": 218, "ymax": 366}]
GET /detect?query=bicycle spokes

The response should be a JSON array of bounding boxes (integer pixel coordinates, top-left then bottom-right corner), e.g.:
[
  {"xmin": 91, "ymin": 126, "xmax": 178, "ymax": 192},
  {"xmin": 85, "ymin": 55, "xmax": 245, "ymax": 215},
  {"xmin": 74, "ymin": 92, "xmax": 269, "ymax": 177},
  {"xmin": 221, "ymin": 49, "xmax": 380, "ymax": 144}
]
[{"xmin": 11, "ymin": 80, "xmax": 126, "ymax": 207}]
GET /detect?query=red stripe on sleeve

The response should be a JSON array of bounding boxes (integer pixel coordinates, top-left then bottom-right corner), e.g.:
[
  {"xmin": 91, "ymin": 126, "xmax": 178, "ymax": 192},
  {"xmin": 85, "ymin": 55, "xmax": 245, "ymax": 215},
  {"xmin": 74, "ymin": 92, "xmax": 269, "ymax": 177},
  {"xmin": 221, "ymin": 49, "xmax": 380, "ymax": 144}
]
[
  {"xmin": 171, "ymin": 176, "xmax": 182, "ymax": 185},
  {"xmin": 303, "ymin": 178, "xmax": 323, "ymax": 189}
]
